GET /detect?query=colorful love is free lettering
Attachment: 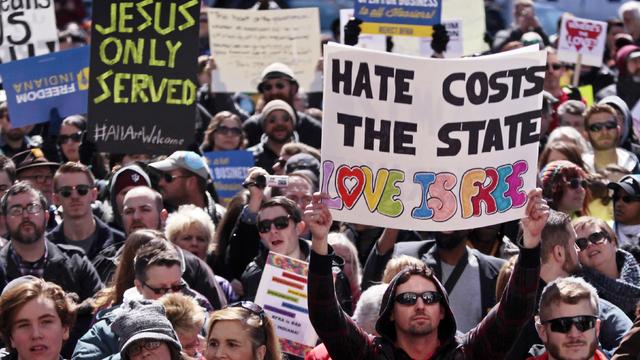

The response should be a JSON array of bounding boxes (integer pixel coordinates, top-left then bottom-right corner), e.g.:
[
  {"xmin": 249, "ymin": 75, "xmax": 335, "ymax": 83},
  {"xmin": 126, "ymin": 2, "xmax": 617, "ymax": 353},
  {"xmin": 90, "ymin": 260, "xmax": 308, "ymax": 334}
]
[{"xmin": 321, "ymin": 160, "xmax": 528, "ymax": 221}]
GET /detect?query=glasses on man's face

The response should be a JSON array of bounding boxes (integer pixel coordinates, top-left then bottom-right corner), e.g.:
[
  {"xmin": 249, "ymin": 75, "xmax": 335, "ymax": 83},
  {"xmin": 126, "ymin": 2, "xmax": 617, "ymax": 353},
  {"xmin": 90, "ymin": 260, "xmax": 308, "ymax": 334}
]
[
  {"xmin": 542, "ymin": 315, "xmax": 597, "ymax": 333},
  {"xmin": 395, "ymin": 291, "xmax": 442, "ymax": 306},
  {"xmin": 262, "ymin": 82, "xmax": 287, "ymax": 92},
  {"xmin": 267, "ymin": 114, "xmax": 291, "ymax": 124},
  {"xmin": 20, "ymin": 175, "xmax": 53, "ymax": 184},
  {"xmin": 7, "ymin": 203, "xmax": 44, "ymax": 217},
  {"xmin": 257, "ymin": 215, "xmax": 291, "ymax": 233},
  {"xmin": 127, "ymin": 340, "xmax": 162, "ymax": 357},
  {"xmin": 142, "ymin": 280, "xmax": 186, "ymax": 295},
  {"xmin": 575, "ymin": 231, "xmax": 609, "ymax": 251},
  {"xmin": 58, "ymin": 131, "xmax": 83, "ymax": 144},
  {"xmin": 162, "ymin": 173, "xmax": 191, "ymax": 183},
  {"xmin": 588, "ymin": 120, "xmax": 617, "ymax": 133},
  {"xmin": 566, "ymin": 178, "xmax": 587, "ymax": 190},
  {"xmin": 612, "ymin": 193, "xmax": 640, "ymax": 203},
  {"xmin": 215, "ymin": 125, "xmax": 242, "ymax": 137},
  {"xmin": 56, "ymin": 184, "xmax": 92, "ymax": 198}
]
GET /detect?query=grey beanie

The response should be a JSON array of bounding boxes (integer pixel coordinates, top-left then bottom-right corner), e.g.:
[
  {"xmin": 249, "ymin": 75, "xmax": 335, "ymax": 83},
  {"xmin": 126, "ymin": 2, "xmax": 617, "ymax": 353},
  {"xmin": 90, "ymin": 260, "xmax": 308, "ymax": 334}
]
[
  {"xmin": 111, "ymin": 300, "xmax": 182, "ymax": 359},
  {"xmin": 260, "ymin": 99, "xmax": 297, "ymax": 128}
]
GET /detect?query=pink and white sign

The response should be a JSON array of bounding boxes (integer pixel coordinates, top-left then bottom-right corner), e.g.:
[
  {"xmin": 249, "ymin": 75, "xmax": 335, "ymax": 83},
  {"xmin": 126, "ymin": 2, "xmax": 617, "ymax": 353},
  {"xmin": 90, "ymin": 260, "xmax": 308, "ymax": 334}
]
[{"xmin": 557, "ymin": 15, "xmax": 607, "ymax": 67}]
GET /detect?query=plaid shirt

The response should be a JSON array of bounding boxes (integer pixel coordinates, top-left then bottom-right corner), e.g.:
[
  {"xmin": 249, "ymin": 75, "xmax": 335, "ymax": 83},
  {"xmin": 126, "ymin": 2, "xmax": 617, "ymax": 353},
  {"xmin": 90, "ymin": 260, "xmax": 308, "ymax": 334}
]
[
  {"xmin": 9, "ymin": 242, "xmax": 48, "ymax": 278},
  {"xmin": 308, "ymin": 246, "xmax": 541, "ymax": 360}
]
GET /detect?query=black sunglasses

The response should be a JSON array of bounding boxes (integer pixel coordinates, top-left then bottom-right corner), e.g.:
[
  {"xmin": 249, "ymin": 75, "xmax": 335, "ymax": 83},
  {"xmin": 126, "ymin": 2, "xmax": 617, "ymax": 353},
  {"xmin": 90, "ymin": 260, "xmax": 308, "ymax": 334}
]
[
  {"xmin": 215, "ymin": 125, "xmax": 242, "ymax": 136},
  {"xmin": 56, "ymin": 184, "xmax": 92, "ymax": 198},
  {"xmin": 142, "ymin": 280, "xmax": 186, "ymax": 295},
  {"xmin": 162, "ymin": 173, "xmax": 191, "ymax": 183},
  {"xmin": 588, "ymin": 121, "xmax": 617, "ymax": 133},
  {"xmin": 262, "ymin": 82, "xmax": 286, "ymax": 91},
  {"xmin": 548, "ymin": 63, "xmax": 563, "ymax": 71},
  {"xmin": 58, "ymin": 131, "xmax": 83, "ymax": 144},
  {"xmin": 575, "ymin": 231, "xmax": 609, "ymax": 251},
  {"xmin": 395, "ymin": 291, "xmax": 442, "ymax": 306},
  {"xmin": 257, "ymin": 215, "xmax": 291, "ymax": 233},
  {"xmin": 542, "ymin": 315, "xmax": 597, "ymax": 333},
  {"xmin": 566, "ymin": 178, "xmax": 588, "ymax": 190},
  {"xmin": 612, "ymin": 193, "xmax": 640, "ymax": 203}
]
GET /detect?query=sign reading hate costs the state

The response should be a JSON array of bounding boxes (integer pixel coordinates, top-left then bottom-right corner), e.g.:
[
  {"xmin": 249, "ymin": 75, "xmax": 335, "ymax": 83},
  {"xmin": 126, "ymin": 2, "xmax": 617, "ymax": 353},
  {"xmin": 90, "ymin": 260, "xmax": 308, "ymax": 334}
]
[
  {"xmin": 207, "ymin": 8, "xmax": 320, "ymax": 93},
  {"xmin": 321, "ymin": 43, "xmax": 546, "ymax": 231},
  {"xmin": 88, "ymin": 0, "xmax": 200, "ymax": 154},
  {"xmin": 0, "ymin": 0, "xmax": 59, "ymax": 63}
]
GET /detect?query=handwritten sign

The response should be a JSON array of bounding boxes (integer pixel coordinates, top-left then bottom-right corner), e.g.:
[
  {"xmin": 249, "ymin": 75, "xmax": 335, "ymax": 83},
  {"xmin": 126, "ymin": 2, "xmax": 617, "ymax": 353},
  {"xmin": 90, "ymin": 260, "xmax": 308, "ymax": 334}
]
[
  {"xmin": 87, "ymin": 0, "xmax": 200, "ymax": 154},
  {"xmin": 204, "ymin": 150, "xmax": 254, "ymax": 206},
  {"xmin": 321, "ymin": 43, "xmax": 546, "ymax": 231},
  {"xmin": 557, "ymin": 15, "xmax": 607, "ymax": 67},
  {"xmin": 254, "ymin": 252, "xmax": 317, "ymax": 358},
  {"xmin": 0, "ymin": 0, "xmax": 59, "ymax": 63},
  {"xmin": 207, "ymin": 8, "xmax": 320, "ymax": 93},
  {"xmin": 355, "ymin": 0, "xmax": 442, "ymax": 37},
  {"xmin": 0, "ymin": 46, "xmax": 90, "ymax": 127}
]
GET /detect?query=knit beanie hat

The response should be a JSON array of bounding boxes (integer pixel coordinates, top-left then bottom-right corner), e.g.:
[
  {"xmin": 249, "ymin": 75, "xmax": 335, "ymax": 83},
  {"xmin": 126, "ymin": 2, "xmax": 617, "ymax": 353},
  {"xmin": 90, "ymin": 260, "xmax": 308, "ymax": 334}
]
[
  {"xmin": 539, "ymin": 160, "xmax": 582, "ymax": 188},
  {"xmin": 260, "ymin": 99, "xmax": 297, "ymax": 128},
  {"xmin": 257, "ymin": 62, "xmax": 297, "ymax": 92},
  {"xmin": 111, "ymin": 300, "xmax": 182, "ymax": 359}
]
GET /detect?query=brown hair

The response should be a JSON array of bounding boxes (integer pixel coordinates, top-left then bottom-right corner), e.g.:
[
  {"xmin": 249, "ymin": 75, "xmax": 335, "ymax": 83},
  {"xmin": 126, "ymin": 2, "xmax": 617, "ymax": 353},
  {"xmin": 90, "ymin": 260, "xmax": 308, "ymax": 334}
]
[
  {"xmin": 496, "ymin": 255, "xmax": 518, "ymax": 301},
  {"xmin": 258, "ymin": 196, "xmax": 302, "ymax": 224},
  {"xmin": 382, "ymin": 255, "xmax": 426, "ymax": 283},
  {"xmin": 0, "ymin": 278, "xmax": 77, "ymax": 352},
  {"xmin": 201, "ymin": 111, "xmax": 246, "ymax": 151},
  {"xmin": 540, "ymin": 210, "xmax": 573, "ymax": 264},
  {"xmin": 572, "ymin": 216, "xmax": 617, "ymax": 246},
  {"xmin": 53, "ymin": 161, "xmax": 96, "ymax": 189},
  {"xmin": 134, "ymin": 239, "xmax": 182, "ymax": 282},
  {"xmin": 538, "ymin": 277, "xmax": 599, "ymax": 321},
  {"xmin": 584, "ymin": 104, "xmax": 617, "ymax": 128},
  {"xmin": 538, "ymin": 142, "xmax": 586, "ymax": 172},
  {"xmin": 160, "ymin": 293, "xmax": 206, "ymax": 335}
]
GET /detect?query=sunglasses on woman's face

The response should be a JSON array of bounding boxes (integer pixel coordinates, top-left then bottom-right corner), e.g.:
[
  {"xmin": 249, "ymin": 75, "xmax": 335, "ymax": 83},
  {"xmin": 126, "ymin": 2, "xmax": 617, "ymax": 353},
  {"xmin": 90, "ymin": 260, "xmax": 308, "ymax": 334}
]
[
  {"xmin": 215, "ymin": 125, "xmax": 242, "ymax": 136},
  {"xmin": 542, "ymin": 315, "xmax": 597, "ymax": 333},
  {"xmin": 58, "ymin": 131, "xmax": 83, "ymax": 144},
  {"xmin": 587, "ymin": 120, "xmax": 617, "ymax": 133},
  {"xmin": 566, "ymin": 178, "xmax": 587, "ymax": 189},
  {"xmin": 575, "ymin": 231, "xmax": 608, "ymax": 251}
]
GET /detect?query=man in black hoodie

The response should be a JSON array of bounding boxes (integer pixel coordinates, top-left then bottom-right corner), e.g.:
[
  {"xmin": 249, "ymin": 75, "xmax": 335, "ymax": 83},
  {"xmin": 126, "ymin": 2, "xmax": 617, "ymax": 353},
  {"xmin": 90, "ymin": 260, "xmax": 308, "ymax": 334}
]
[{"xmin": 306, "ymin": 188, "xmax": 548, "ymax": 360}]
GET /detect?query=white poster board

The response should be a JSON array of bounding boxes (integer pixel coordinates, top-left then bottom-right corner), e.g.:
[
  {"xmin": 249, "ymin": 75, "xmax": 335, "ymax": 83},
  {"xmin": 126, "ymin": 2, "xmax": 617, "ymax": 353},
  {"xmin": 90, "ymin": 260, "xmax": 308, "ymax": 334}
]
[
  {"xmin": 254, "ymin": 252, "xmax": 316, "ymax": 358},
  {"xmin": 321, "ymin": 43, "xmax": 546, "ymax": 231},
  {"xmin": 557, "ymin": 15, "xmax": 607, "ymax": 67},
  {"xmin": 0, "ymin": 1, "xmax": 59, "ymax": 63},
  {"xmin": 207, "ymin": 8, "xmax": 321, "ymax": 93}
]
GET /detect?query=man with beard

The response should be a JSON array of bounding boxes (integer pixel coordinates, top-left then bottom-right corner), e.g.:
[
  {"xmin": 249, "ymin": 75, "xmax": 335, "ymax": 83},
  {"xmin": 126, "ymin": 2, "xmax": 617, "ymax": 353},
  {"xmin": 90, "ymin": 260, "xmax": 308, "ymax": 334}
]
[
  {"xmin": 248, "ymin": 99, "xmax": 299, "ymax": 174},
  {"xmin": 530, "ymin": 277, "xmax": 606, "ymax": 360},
  {"xmin": 506, "ymin": 210, "xmax": 631, "ymax": 359},
  {"xmin": 242, "ymin": 62, "xmax": 322, "ymax": 148},
  {"xmin": 0, "ymin": 182, "xmax": 103, "ymax": 356},
  {"xmin": 0, "ymin": 102, "xmax": 40, "ymax": 158},
  {"xmin": 362, "ymin": 228, "xmax": 506, "ymax": 332},
  {"xmin": 581, "ymin": 104, "xmax": 639, "ymax": 174}
]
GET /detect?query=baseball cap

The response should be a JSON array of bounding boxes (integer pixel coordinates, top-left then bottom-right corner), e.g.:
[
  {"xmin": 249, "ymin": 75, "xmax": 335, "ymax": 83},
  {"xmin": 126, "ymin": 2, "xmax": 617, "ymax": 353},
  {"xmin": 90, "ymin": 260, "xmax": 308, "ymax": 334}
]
[
  {"xmin": 608, "ymin": 174, "xmax": 640, "ymax": 197},
  {"xmin": 149, "ymin": 151, "xmax": 210, "ymax": 180}
]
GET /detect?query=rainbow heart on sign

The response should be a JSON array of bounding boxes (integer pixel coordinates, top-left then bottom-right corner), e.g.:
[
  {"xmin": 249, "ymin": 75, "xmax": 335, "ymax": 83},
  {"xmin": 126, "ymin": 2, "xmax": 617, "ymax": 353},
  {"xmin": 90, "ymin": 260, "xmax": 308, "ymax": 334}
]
[{"xmin": 336, "ymin": 166, "xmax": 365, "ymax": 209}]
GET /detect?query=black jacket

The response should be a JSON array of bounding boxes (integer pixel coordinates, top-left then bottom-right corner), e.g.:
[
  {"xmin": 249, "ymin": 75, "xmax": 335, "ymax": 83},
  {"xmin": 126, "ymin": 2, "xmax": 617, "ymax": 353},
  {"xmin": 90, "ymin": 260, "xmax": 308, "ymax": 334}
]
[
  {"xmin": 362, "ymin": 240, "xmax": 505, "ymax": 318},
  {"xmin": 46, "ymin": 216, "xmax": 125, "ymax": 261}
]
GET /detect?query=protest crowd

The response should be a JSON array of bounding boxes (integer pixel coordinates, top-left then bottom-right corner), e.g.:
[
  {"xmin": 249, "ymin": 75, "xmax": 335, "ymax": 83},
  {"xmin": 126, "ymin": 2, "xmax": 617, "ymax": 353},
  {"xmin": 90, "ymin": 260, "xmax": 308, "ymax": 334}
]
[{"xmin": 1, "ymin": 0, "xmax": 640, "ymax": 359}]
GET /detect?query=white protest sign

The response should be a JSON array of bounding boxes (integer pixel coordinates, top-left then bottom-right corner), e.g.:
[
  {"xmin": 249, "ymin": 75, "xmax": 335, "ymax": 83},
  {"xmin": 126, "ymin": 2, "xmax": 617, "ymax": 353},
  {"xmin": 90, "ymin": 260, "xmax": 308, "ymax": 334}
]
[
  {"xmin": 254, "ymin": 252, "xmax": 316, "ymax": 358},
  {"xmin": 340, "ymin": 9, "xmax": 386, "ymax": 52},
  {"xmin": 557, "ymin": 15, "xmax": 607, "ymax": 67},
  {"xmin": 207, "ymin": 8, "xmax": 320, "ymax": 93},
  {"xmin": 443, "ymin": 0, "xmax": 486, "ymax": 55},
  {"xmin": 0, "ymin": 1, "xmax": 59, "ymax": 63},
  {"xmin": 321, "ymin": 43, "xmax": 546, "ymax": 231},
  {"xmin": 419, "ymin": 19, "xmax": 463, "ymax": 58}
]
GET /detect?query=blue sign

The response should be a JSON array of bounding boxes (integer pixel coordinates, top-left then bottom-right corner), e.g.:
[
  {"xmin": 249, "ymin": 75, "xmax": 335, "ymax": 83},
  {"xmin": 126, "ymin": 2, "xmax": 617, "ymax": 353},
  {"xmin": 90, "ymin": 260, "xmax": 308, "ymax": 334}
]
[
  {"xmin": 205, "ymin": 150, "xmax": 255, "ymax": 206},
  {"xmin": 0, "ymin": 46, "xmax": 90, "ymax": 127},
  {"xmin": 354, "ymin": 0, "xmax": 442, "ymax": 27}
]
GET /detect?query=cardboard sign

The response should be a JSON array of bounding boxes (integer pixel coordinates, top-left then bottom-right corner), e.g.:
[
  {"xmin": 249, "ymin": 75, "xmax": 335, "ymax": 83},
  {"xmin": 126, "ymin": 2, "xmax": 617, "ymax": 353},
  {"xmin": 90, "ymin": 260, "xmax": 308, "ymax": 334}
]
[
  {"xmin": 254, "ymin": 252, "xmax": 317, "ymax": 358},
  {"xmin": 0, "ymin": 0, "xmax": 59, "ymax": 63},
  {"xmin": 557, "ymin": 15, "xmax": 607, "ymax": 67},
  {"xmin": 207, "ymin": 8, "xmax": 320, "ymax": 93},
  {"xmin": 204, "ymin": 150, "xmax": 254, "ymax": 206},
  {"xmin": 321, "ymin": 43, "xmax": 546, "ymax": 231},
  {"xmin": 355, "ymin": 0, "xmax": 442, "ymax": 37},
  {"xmin": 87, "ymin": 0, "xmax": 200, "ymax": 155},
  {"xmin": 0, "ymin": 46, "xmax": 90, "ymax": 127}
]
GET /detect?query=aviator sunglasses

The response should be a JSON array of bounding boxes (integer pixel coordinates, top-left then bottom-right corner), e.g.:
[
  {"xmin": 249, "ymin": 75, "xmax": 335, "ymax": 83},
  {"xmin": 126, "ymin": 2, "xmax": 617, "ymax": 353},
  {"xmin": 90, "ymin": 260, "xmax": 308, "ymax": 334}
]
[{"xmin": 395, "ymin": 291, "xmax": 442, "ymax": 305}]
